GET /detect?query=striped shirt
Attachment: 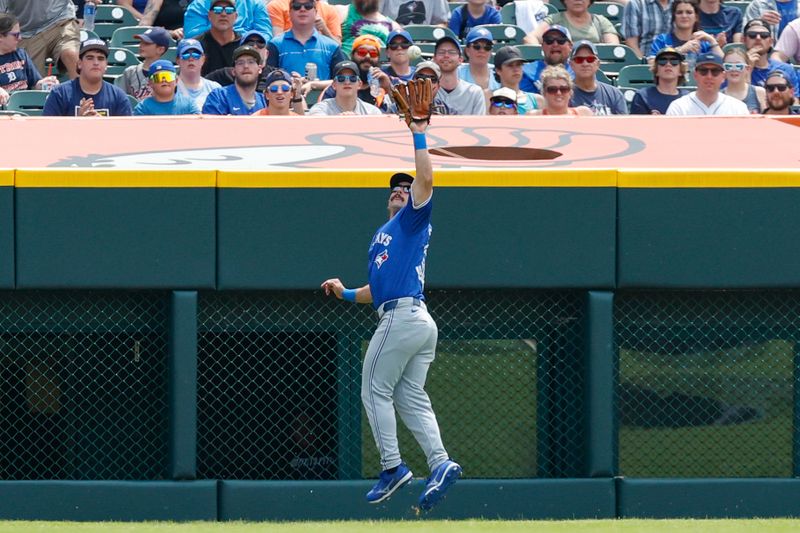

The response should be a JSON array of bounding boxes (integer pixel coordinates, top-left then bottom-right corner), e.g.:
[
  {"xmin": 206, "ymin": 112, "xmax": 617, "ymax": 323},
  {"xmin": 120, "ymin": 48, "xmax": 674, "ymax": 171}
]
[{"xmin": 621, "ymin": 0, "xmax": 673, "ymax": 54}]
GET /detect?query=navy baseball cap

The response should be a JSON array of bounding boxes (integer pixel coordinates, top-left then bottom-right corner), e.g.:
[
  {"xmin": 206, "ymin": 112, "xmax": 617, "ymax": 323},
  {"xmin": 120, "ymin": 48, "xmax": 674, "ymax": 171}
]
[
  {"xmin": 177, "ymin": 38, "xmax": 204, "ymax": 55},
  {"xmin": 695, "ymin": 52, "xmax": 723, "ymax": 67},
  {"xmin": 79, "ymin": 38, "xmax": 109, "ymax": 58},
  {"xmin": 465, "ymin": 26, "xmax": 493, "ymax": 44},
  {"xmin": 233, "ymin": 45, "xmax": 263, "ymax": 64},
  {"xmin": 571, "ymin": 39, "xmax": 598, "ymax": 58},
  {"xmin": 264, "ymin": 68, "xmax": 293, "ymax": 86},
  {"xmin": 240, "ymin": 30, "xmax": 269, "ymax": 46},
  {"xmin": 148, "ymin": 59, "xmax": 176, "ymax": 76},
  {"xmin": 387, "ymin": 29, "xmax": 414, "ymax": 44},
  {"xmin": 390, "ymin": 173, "xmax": 414, "ymax": 188},
  {"xmin": 435, "ymin": 35, "xmax": 462, "ymax": 55},
  {"xmin": 135, "ymin": 27, "xmax": 171, "ymax": 48},
  {"xmin": 656, "ymin": 46, "xmax": 684, "ymax": 60},
  {"xmin": 765, "ymin": 69, "xmax": 794, "ymax": 86},
  {"xmin": 543, "ymin": 24, "xmax": 572, "ymax": 42}
]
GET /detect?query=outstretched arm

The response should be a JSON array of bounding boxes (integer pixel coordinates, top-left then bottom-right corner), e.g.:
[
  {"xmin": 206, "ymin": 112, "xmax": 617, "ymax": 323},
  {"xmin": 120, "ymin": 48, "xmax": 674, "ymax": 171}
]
[
  {"xmin": 409, "ymin": 119, "xmax": 432, "ymax": 207},
  {"xmin": 393, "ymin": 79, "xmax": 435, "ymax": 207},
  {"xmin": 321, "ymin": 278, "xmax": 373, "ymax": 304}
]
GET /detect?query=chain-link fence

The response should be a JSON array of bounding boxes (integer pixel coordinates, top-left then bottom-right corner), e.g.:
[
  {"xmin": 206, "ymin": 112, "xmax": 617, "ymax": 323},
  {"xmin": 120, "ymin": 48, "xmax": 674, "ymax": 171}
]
[
  {"xmin": 197, "ymin": 290, "xmax": 584, "ymax": 481},
  {"xmin": 616, "ymin": 291, "xmax": 799, "ymax": 478},
  {"xmin": 0, "ymin": 291, "xmax": 169, "ymax": 480}
]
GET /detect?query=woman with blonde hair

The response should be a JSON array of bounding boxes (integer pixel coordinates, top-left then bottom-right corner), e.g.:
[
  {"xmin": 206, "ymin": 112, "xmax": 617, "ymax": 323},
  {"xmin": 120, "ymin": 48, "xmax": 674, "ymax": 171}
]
[
  {"xmin": 721, "ymin": 47, "xmax": 766, "ymax": 113},
  {"xmin": 533, "ymin": 65, "xmax": 593, "ymax": 115}
]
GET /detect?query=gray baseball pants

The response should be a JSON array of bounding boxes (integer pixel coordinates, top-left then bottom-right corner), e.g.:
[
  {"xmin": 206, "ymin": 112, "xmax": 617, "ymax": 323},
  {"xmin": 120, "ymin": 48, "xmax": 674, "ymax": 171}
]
[{"xmin": 361, "ymin": 297, "xmax": 449, "ymax": 473}]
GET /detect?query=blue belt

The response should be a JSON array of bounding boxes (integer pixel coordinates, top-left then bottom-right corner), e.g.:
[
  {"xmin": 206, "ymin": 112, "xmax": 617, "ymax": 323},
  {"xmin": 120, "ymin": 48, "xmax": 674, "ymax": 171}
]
[{"xmin": 381, "ymin": 297, "xmax": 422, "ymax": 313}]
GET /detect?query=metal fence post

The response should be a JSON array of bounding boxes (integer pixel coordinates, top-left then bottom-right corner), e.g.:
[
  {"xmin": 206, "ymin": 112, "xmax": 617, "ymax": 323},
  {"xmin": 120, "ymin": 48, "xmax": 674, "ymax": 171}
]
[{"xmin": 169, "ymin": 290, "xmax": 198, "ymax": 480}]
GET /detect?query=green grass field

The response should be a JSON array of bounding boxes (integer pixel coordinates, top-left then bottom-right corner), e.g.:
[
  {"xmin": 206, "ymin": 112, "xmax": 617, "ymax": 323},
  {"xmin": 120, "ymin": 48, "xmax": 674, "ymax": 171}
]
[{"xmin": 1, "ymin": 520, "xmax": 800, "ymax": 533}]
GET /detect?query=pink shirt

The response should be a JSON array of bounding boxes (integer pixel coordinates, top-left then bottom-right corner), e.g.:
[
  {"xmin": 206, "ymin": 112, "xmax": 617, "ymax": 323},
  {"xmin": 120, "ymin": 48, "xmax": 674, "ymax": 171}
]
[{"xmin": 775, "ymin": 18, "xmax": 800, "ymax": 64}]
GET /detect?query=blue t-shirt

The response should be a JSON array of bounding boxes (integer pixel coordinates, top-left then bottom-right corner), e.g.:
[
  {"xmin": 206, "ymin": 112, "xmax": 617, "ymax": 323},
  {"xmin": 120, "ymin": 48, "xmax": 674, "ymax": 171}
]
[
  {"xmin": 42, "ymin": 79, "xmax": 133, "ymax": 116},
  {"xmin": 521, "ymin": 60, "xmax": 574, "ymax": 93},
  {"xmin": 776, "ymin": 0, "xmax": 797, "ymax": 36},
  {"xmin": 266, "ymin": 30, "xmax": 346, "ymax": 81},
  {"xmin": 570, "ymin": 82, "xmax": 628, "ymax": 115},
  {"xmin": 699, "ymin": 6, "xmax": 742, "ymax": 43},
  {"xmin": 0, "ymin": 49, "xmax": 42, "ymax": 92},
  {"xmin": 134, "ymin": 93, "xmax": 201, "ymax": 115},
  {"xmin": 201, "ymin": 84, "xmax": 266, "ymax": 115},
  {"xmin": 630, "ymin": 86, "xmax": 689, "ymax": 114},
  {"xmin": 649, "ymin": 33, "xmax": 714, "ymax": 58},
  {"xmin": 751, "ymin": 59, "xmax": 800, "ymax": 97},
  {"xmin": 367, "ymin": 192, "xmax": 433, "ymax": 309},
  {"xmin": 458, "ymin": 63, "xmax": 501, "ymax": 90},
  {"xmin": 448, "ymin": 5, "xmax": 502, "ymax": 39}
]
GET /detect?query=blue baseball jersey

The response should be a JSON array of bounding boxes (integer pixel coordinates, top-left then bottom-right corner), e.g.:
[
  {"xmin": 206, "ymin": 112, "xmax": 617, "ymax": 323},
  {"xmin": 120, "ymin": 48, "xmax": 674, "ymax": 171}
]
[{"xmin": 367, "ymin": 193, "xmax": 433, "ymax": 309}]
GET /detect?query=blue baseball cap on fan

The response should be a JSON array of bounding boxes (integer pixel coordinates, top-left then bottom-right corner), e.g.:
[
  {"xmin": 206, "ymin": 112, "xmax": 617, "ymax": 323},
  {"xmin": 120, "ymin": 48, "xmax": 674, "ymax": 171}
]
[
  {"xmin": 465, "ymin": 26, "xmax": 493, "ymax": 44},
  {"xmin": 177, "ymin": 38, "xmax": 204, "ymax": 55},
  {"xmin": 148, "ymin": 59, "xmax": 176, "ymax": 76},
  {"xmin": 544, "ymin": 24, "xmax": 572, "ymax": 42},
  {"xmin": 387, "ymin": 29, "xmax": 414, "ymax": 44}
]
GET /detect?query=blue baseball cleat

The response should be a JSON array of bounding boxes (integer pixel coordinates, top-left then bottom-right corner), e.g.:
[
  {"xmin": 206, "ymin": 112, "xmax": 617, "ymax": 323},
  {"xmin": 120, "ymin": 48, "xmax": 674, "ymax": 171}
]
[
  {"xmin": 418, "ymin": 459, "xmax": 462, "ymax": 512},
  {"xmin": 366, "ymin": 463, "xmax": 414, "ymax": 504}
]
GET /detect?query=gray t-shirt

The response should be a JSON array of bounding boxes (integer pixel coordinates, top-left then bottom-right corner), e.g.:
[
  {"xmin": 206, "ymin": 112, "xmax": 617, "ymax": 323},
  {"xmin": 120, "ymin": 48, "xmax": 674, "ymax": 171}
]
[
  {"xmin": 380, "ymin": 0, "xmax": 450, "ymax": 26},
  {"xmin": 122, "ymin": 63, "xmax": 151, "ymax": 101},
  {"xmin": 0, "ymin": 0, "xmax": 76, "ymax": 37},
  {"xmin": 436, "ymin": 79, "xmax": 486, "ymax": 115},
  {"xmin": 570, "ymin": 82, "xmax": 628, "ymax": 115},
  {"xmin": 178, "ymin": 78, "xmax": 223, "ymax": 110},
  {"xmin": 307, "ymin": 98, "xmax": 383, "ymax": 115}
]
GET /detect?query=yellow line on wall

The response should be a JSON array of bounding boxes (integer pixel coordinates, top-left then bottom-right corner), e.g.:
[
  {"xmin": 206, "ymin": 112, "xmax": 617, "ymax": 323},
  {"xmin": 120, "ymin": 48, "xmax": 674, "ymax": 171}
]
[
  {"xmin": 0, "ymin": 170, "xmax": 12, "ymax": 187},
  {"xmin": 15, "ymin": 169, "xmax": 216, "ymax": 188},
  {"xmin": 619, "ymin": 169, "xmax": 800, "ymax": 188}
]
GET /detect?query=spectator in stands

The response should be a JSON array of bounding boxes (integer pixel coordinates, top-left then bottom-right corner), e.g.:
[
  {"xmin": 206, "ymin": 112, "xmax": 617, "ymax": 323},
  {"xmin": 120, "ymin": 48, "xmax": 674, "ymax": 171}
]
[
  {"xmin": 0, "ymin": 13, "xmax": 59, "ymax": 106},
  {"xmin": 268, "ymin": 0, "xmax": 342, "ymax": 43},
  {"xmin": 649, "ymin": 0, "xmax": 723, "ymax": 60},
  {"xmin": 267, "ymin": 0, "xmax": 346, "ymax": 82},
  {"xmin": 459, "ymin": 26, "xmax": 501, "ymax": 92},
  {"xmin": 772, "ymin": 17, "xmax": 800, "ymax": 62},
  {"xmin": 117, "ymin": 0, "xmax": 149, "ymax": 21},
  {"xmin": 308, "ymin": 60, "xmax": 382, "ymax": 114},
  {"xmin": 175, "ymin": 39, "xmax": 222, "ymax": 109},
  {"xmin": 381, "ymin": 0, "xmax": 450, "ymax": 27},
  {"xmin": 521, "ymin": 24, "xmax": 573, "ymax": 92},
  {"xmin": 413, "ymin": 60, "xmax": 452, "ymax": 114},
  {"xmin": 43, "ymin": 39, "xmax": 132, "ymax": 116},
  {"xmin": 206, "ymin": 30, "xmax": 277, "ymax": 91},
  {"xmin": 666, "ymin": 51, "xmax": 749, "ymax": 113},
  {"xmin": 139, "ymin": 0, "xmax": 191, "ymax": 41},
  {"xmin": 122, "ymin": 27, "xmax": 171, "ymax": 101},
  {"xmin": 320, "ymin": 34, "xmax": 391, "ymax": 111},
  {"xmin": 630, "ymin": 46, "xmax": 690, "ymax": 114},
  {"xmin": 698, "ymin": 0, "xmax": 743, "ymax": 46},
  {"xmin": 744, "ymin": 0, "xmax": 797, "ymax": 40},
  {"xmin": 432, "ymin": 35, "xmax": 486, "ymax": 114},
  {"xmin": 134, "ymin": 60, "xmax": 200, "ymax": 115},
  {"xmin": 528, "ymin": 0, "xmax": 620, "ymax": 45},
  {"xmin": 494, "ymin": 45, "xmax": 545, "ymax": 113},
  {"xmin": 383, "ymin": 29, "xmax": 416, "ymax": 84},
  {"xmin": 569, "ymin": 40, "xmax": 628, "ymax": 114},
  {"xmin": 533, "ymin": 65, "xmax": 593, "ymax": 114},
  {"xmin": 621, "ymin": 0, "xmax": 673, "ymax": 59},
  {"xmin": 0, "ymin": 0, "xmax": 79, "ymax": 79},
  {"xmin": 744, "ymin": 19, "xmax": 800, "ymax": 97},
  {"xmin": 762, "ymin": 70, "xmax": 799, "ymax": 114},
  {"xmin": 720, "ymin": 47, "xmax": 766, "ymax": 113},
  {"xmin": 449, "ymin": 0, "xmax": 501, "ymax": 40},
  {"xmin": 254, "ymin": 68, "xmax": 306, "ymax": 114},
  {"xmin": 202, "ymin": 45, "xmax": 267, "ymax": 114},
  {"xmin": 341, "ymin": 0, "xmax": 399, "ymax": 55},
  {"xmin": 197, "ymin": 0, "xmax": 244, "ymax": 76},
  {"xmin": 184, "ymin": 0, "xmax": 272, "ymax": 41},
  {"xmin": 488, "ymin": 86, "xmax": 519, "ymax": 115}
]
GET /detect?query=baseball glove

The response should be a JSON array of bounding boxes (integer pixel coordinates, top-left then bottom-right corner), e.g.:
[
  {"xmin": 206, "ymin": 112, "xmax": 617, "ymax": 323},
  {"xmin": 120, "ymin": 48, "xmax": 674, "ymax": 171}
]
[{"xmin": 392, "ymin": 78, "xmax": 433, "ymax": 126}]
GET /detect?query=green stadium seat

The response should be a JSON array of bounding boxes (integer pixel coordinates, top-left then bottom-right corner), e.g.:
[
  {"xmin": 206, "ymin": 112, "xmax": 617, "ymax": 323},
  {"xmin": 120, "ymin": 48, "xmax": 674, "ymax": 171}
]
[
  {"xmin": 476, "ymin": 24, "xmax": 527, "ymax": 45},
  {"xmin": 79, "ymin": 29, "xmax": 100, "ymax": 42},
  {"xmin": 93, "ymin": 5, "xmax": 139, "ymax": 40},
  {"xmin": 110, "ymin": 26, "xmax": 178, "ymax": 57},
  {"xmin": 0, "ymin": 109, "xmax": 29, "ymax": 116},
  {"xmin": 104, "ymin": 47, "xmax": 142, "ymax": 81},
  {"xmin": 589, "ymin": 1, "xmax": 625, "ymax": 24},
  {"xmin": 596, "ymin": 69, "xmax": 613, "ymax": 85},
  {"xmin": 403, "ymin": 25, "xmax": 459, "ymax": 44},
  {"xmin": 6, "ymin": 90, "xmax": 49, "ymax": 117},
  {"xmin": 516, "ymin": 44, "xmax": 543, "ymax": 60},
  {"xmin": 594, "ymin": 43, "xmax": 642, "ymax": 76},
  {"xmin": 616, "ymin": 64, "xmax": 654, "ymax": 89}
]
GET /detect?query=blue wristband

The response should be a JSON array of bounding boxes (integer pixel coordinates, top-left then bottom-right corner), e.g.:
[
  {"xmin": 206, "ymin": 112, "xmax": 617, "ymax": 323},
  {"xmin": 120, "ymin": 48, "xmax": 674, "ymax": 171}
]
[
  {"xmin": 413, "ymin": 132, "xmax": 427, "ymax": 150},
  {"xmin": 342, "ymin": 289, "xmax": 357, "ymax": 302}
]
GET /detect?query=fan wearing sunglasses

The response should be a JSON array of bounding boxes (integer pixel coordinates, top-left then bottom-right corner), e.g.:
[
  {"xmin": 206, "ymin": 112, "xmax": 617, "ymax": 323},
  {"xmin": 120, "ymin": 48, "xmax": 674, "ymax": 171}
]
[
  {"xmin": 183, "ymin": 0, "xmax": 272, "ymax": 42},
  {"xmin": 134, "ymin": 60, "xmax": 200, "ymax": 115},
  {"xmin": 762, "ymin": 70, "xmax": 799, "ymax": 115},
  {"xmin": 0, "ymin": 13, "xmax": 59, "ymax": 106},
  {"xmin": 253, "ymin": 68, "xmax": 306, "ymax": 115},
  {"xmin": 317, "ymin": 34, "xmax": 391, "ymax": 112},
  {"xmin": 176, "ymin": 39, "xmax": 223, "ymax": 109},
  {"xmin": 488, "ymin": 87, "xmax": 519, "ymax": 115},
  {"xmin": 521, "ymin": 25, "xmax": 573, "ymax": 94},
  {"xmin": 458, "ymin": 26, "xmax": 501, "ymax": 92},
  {"xmin": 308, "ymin": 60, "xmax": 382, "ymax": 115},
  {"xmin": 720, "ymin": 47, "xmax": 765, "ymax": 113},
  {"xmin": 744, "ymin": 18, "xmax": 800, "ymax": 98},
  {"xmin": 533, "ymin": 65, "xmax": 593, "ymax": 115},
  {"xmin": 383, "ymin": 30, "xmax": 417, "ymax": 84},
  {"xmin": 568, "ymin": 40, "xmax": 628, "ymax": 115},
  {"xmin": 123, "ymin": 27, "xmax": 172, "ymax": 102},
  {"xmin": 666, "ymin": 52, "xmax": 749, "ymax": 114},
  {"xmin": 202, "ymin": 45, "xmax": 267, "ymax": 114},
  {"xmin": 493, "ymin": 45, "xmax": 544, "ymax": 114},
  {"xmin": 631, "ymin": 46, "xmax": 690, "ymax": 115},
  {"xmin": 206, "ymin": 30, "xmax": 278, "ymax": 91},
  {"xmin": 196, "ymin": 0, "xmax": 243, "ymax": 76}
]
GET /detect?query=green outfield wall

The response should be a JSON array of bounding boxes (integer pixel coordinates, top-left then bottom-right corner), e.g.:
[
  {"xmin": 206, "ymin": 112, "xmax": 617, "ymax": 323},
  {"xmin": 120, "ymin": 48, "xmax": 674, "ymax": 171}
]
[{"xmin": 2, "ymin": 169, "xmax": 800, "ymax": 521}]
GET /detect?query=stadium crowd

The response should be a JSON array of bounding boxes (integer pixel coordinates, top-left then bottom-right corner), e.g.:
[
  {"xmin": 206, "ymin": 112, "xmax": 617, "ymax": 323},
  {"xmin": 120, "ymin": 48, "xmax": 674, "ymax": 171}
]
[{"xmin": 1, "ymin": 0, "xmax": 798, "ymax": 116}]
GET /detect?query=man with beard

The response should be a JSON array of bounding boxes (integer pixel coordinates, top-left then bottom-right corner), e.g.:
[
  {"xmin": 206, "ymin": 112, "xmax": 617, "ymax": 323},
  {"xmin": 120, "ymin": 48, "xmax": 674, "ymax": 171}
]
[
  {"xmin": 267, "ymin": 0, "xmax": 346, "ymax": 81},
  {"xmin": 320, "ymin": 34, "xmax": 392, "ymax": 112},
  {"xmin": 202, "ymin": 45, "xmax": 267, "ymax": 114},
  {"xmin": 521, "ymin": 25, "xmax": 573, "ymax": 93},
  {"xmin": 431, "ymin": 35, "xmax": 486, "ymax": 115},
  {"xmin": 205, "ymin": 30, "xmax": 278, "ymax": 91},
  {"xmin": 381, "ymin": 0, "xmax": 450, "ymax": 27},
  {"xmin": 341, "ymin": 0, "xmax": 399, "ymax": 55},
  {"xmin": 743, "ymin": 18, "xmax": 799, "ymax": 97},
  {"xmin": 762, "ymin": 70, "xmax": 799, "ymax": 114}
]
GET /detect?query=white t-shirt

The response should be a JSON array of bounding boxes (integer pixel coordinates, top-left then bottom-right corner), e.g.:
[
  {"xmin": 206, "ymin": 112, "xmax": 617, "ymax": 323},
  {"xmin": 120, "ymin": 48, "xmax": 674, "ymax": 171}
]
[
  {"xmin": 665, "ymin": 91, "xmax": 749, "ymax": 116},
  {"xmin": 307, "ymin": 97, "xmax": 383, "ymax": 115},
  {"xmin": 177, "ymin": 78, "xmax": 222, "ymax": 109}
]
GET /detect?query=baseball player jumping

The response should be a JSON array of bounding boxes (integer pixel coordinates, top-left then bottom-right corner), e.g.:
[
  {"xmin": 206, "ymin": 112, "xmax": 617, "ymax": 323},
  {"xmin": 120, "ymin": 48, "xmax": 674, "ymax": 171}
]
[{"xmin": 321, "ymin": 79, "xmax": 461, "ymax": 512}]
